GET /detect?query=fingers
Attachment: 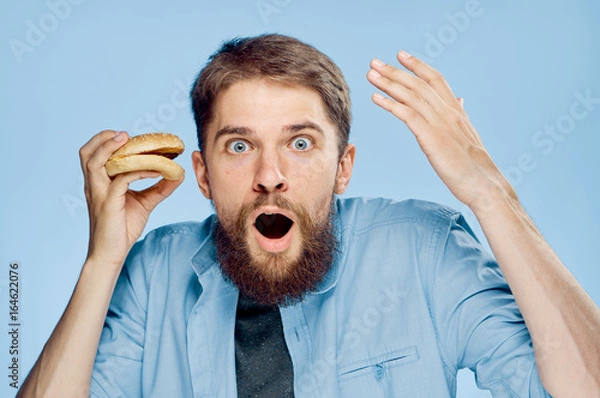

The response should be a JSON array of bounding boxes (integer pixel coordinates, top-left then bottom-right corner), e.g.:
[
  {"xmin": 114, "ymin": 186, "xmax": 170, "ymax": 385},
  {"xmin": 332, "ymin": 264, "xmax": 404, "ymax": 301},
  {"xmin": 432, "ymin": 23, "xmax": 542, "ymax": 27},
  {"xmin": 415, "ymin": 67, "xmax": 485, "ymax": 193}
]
[
  {"xmin": 395, "ymin": 51, "xmax": 463, "ymax": 112},
  {"xmin": 367, "ymin": 52, "xmax": 484, "ymax": 144},
  {"xmin": 85, "ymin": 131, "xmax": 129, "ymax": 174},
  {"xmin": 371, "ymin": 92, "xmax": 430, "ymax": 136},
  {"xmin": 367, "ymin": 68, "xmax": 440, "ymax": 124},
  {"xmin": 367, "ymin": 52, "xmax": 465, "ymax": 120},
  {"xmin": 81, "ymin": 130, "xmax": 129, "ymax": 201},
  {"xmin": 106, "ymin": 170, "xmax": 184, "ymax": 213},
  {"xmin": 79, "ymin": 130, "xmax": 123, "ymax": 168},
  {"xmin": 132, "ymin": 176, "xmax": 185, "ymax": 213},
  {"xmin": 368, "ymin": 59, "xmax": 449, "ymax": 124},
  {"xmin": 109, "ymin": 170, "xmax": 161, "ymax": 195}
]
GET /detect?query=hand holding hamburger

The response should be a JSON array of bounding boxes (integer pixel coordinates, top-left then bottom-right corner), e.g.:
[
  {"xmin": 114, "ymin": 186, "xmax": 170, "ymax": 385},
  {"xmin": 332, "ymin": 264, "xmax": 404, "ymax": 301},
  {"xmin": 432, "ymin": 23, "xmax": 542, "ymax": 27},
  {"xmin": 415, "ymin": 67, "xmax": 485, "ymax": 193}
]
[{"xmin": 78, "ymin": 130, "xmax": 185, "ymax": 270}]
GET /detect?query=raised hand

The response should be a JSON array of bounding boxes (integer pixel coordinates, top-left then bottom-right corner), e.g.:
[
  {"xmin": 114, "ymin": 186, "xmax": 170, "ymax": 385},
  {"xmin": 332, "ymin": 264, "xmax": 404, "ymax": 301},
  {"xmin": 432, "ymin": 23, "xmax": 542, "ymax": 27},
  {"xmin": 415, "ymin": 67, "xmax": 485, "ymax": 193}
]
[{"xmin": 366, "ymin": 52, "xmax": 515, "ymax": 212}]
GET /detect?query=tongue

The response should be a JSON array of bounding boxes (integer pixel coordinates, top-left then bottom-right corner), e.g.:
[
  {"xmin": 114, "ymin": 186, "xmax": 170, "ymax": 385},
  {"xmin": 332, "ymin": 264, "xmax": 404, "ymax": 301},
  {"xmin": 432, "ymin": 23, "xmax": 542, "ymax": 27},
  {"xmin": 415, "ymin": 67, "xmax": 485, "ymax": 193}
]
[{"xmin": 255, "ymin": 214, "xmax": 293, "ymax": 239}]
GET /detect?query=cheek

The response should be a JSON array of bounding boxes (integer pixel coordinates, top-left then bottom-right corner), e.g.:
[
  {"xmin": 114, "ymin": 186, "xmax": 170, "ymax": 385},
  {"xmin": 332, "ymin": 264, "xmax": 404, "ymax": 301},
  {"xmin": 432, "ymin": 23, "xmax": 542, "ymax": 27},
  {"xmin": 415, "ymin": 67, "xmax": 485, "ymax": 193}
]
[
  {"xmin": 305, "ymin": 157, "xmax": 338, "ymax": 189},
  {"xmin": 287, "ymin": 155, "xmax": 334, "ymax": 184},
  {"xmin": 289, "ymin": 158, "xmax": 337, "ymax": 213},
  {"xmin": 210, "ymin": 158, "xmax": 253, "ymax": 188},
  {"xmin": 208, "ymin": 172, "xmax": 244, "ymax": 209},
  {"xmin": 221, "ymin": 156, "xmax": 254, "ymax": 178}
]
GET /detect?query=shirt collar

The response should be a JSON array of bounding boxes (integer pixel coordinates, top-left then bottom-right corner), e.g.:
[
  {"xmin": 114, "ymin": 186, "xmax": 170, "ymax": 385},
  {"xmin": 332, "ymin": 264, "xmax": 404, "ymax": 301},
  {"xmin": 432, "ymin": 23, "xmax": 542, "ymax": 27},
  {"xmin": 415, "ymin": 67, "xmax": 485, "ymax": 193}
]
[
  {"xmin": 312, "ymin": 197, "xmax": 347, "ymax": 295},
  {"xmin": 190, "ymin": 214, "xmax": 219, "ymax": 277}
]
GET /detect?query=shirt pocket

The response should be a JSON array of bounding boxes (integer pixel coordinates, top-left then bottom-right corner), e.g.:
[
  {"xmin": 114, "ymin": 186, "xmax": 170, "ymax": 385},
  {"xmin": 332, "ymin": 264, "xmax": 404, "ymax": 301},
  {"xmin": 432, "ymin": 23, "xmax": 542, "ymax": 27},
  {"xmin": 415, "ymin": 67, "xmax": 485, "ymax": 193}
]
[
  {"xmin": 337, "ymin": 346, "xmax": 421, "ymax": 397},
  {"xmin": 338, "ymin": 345, "xmax": 419, "ymax": 382}
]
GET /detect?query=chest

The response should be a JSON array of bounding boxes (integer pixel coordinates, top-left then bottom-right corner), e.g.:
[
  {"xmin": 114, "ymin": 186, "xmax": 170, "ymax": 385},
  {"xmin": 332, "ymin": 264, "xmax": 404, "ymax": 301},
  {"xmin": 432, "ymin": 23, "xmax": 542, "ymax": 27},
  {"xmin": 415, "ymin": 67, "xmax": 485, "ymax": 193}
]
[{"xmin": 143, "ymin": 280, "xmax": 452, "ymax": 397}]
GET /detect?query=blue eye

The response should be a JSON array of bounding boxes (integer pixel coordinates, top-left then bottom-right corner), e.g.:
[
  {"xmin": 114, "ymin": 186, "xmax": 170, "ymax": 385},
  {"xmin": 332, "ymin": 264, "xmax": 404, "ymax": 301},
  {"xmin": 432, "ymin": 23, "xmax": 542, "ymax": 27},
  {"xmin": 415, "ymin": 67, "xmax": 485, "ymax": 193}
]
[
  {"xmin": 228, "ymin": 140, "xmax": 249, "ymax": 153},
  {"xmin": 292, "ymin": 137, "xmax": 312, "ymax": 151}
]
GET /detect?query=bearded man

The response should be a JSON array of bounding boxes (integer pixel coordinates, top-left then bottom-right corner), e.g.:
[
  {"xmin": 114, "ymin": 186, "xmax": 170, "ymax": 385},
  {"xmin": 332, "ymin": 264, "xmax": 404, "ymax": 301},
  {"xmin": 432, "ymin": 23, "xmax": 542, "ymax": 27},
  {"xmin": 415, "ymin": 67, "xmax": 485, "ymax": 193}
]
[{"xmin": 19, "ymin": 34, "xmax": 600, "ymax": 397}]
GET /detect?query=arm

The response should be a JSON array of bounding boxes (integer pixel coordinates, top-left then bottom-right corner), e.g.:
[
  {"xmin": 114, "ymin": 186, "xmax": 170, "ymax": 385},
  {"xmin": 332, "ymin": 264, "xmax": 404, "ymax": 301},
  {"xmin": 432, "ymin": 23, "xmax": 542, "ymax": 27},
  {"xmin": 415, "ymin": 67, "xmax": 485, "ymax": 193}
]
[
  {"xmin": 90, "ymin": 240, "xmax": 150, "ymax": 397},
  {"xmin": 429, "ymin": 212, "xmax": 550, "ymax": 396},
  {"xmin": 366, "ymin": 52, "xmax": 600, "ymax": 397},
  {"xmin": 18, "ymin": 130, "xmax": 183, "ymax": 397}
]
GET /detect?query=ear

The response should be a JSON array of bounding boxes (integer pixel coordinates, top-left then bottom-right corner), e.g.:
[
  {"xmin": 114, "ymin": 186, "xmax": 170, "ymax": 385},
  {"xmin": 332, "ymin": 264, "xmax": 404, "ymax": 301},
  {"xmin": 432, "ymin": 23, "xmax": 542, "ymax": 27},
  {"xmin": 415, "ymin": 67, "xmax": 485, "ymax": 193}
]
[
  {"xmin": 334, "ymin": 144, "xmax": 356, "ymax": 194},
  {"xmin": 192, "ymin": 150, "xmax": 212, "ymax": 199}
]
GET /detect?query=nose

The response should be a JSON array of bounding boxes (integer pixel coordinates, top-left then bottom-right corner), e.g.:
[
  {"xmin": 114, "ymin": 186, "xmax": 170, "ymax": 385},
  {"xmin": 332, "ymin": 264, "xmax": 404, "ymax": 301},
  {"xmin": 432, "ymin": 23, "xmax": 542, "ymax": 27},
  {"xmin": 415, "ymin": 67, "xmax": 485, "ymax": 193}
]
[{"xmin": 252, "ymin": 150, "xmax": 288, "ymax": 194}]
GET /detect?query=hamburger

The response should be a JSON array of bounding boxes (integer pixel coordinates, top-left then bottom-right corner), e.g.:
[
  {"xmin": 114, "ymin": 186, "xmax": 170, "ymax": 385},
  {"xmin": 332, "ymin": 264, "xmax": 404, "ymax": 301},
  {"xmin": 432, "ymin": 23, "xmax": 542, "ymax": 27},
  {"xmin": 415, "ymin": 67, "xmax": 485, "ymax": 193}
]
[{"xmin": 105, "ymin": 133, "xmax": 185, "ymax": 180}]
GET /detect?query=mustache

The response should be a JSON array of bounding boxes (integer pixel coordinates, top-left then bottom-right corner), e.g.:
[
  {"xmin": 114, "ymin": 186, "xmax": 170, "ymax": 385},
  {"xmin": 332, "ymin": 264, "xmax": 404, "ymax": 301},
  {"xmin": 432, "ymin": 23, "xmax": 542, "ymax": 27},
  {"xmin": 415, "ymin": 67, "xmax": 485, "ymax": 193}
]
[{"xmin": 246, "ymin": 193, "xmax": 296, "ymax": 214}]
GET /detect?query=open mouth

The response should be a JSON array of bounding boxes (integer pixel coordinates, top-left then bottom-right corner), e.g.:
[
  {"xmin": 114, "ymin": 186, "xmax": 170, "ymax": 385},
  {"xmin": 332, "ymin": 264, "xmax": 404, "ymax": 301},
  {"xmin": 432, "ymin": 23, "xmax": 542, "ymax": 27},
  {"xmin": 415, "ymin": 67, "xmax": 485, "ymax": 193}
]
[{"xmin": 254, "ymin": 213, "xmax": 294, "ymax": 239}]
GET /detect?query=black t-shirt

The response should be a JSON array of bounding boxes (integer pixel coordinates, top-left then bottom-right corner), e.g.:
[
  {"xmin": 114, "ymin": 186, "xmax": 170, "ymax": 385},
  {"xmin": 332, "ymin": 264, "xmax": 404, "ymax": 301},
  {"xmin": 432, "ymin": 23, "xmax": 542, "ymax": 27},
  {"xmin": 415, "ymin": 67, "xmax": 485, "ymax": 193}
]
[{"xmin": 235, "ymin": 294, "xmax": 295, "ymax": 397}]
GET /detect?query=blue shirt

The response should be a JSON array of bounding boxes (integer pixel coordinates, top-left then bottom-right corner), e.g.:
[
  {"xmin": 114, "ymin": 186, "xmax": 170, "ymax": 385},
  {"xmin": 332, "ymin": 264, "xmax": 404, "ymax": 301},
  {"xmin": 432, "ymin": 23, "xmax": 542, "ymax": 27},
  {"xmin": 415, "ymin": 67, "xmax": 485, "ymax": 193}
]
[{"xmin": 91, "ymin": 197, "xmax": 550, "ymax": 397}]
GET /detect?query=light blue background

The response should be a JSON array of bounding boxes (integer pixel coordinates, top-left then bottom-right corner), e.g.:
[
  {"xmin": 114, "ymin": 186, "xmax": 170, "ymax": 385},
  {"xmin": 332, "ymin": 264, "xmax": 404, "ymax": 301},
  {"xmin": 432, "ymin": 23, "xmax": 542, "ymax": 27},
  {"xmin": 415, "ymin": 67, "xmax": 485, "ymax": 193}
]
[{"xmin": 1, "ymin": 0, "xmax": 599, "ymax": 396}]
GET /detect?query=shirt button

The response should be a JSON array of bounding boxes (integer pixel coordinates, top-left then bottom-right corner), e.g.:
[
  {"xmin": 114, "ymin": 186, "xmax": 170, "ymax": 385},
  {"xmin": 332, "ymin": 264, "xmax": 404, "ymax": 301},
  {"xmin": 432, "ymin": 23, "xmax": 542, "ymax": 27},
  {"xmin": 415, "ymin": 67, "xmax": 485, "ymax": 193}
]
[{"xmin": 373, "ymin": 364, "xmax": 384, "ymax": 380}]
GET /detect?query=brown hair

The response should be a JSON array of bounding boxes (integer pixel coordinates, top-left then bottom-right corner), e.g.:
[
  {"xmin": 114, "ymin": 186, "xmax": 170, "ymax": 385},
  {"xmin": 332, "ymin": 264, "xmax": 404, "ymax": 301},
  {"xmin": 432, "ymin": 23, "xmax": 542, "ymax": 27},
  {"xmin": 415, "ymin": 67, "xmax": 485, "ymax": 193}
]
[{"xmin": 190, "ymin": 34, "xmax": 351, "ymax": 157}]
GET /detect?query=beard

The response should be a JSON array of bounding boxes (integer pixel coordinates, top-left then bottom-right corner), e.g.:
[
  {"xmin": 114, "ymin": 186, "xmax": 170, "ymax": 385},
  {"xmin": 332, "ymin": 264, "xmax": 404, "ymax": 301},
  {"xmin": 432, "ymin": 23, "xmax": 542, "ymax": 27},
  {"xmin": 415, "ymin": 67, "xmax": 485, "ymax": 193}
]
[{"xmin": 214, "ymin": 194, "xmax": 338, "ymax": 307}]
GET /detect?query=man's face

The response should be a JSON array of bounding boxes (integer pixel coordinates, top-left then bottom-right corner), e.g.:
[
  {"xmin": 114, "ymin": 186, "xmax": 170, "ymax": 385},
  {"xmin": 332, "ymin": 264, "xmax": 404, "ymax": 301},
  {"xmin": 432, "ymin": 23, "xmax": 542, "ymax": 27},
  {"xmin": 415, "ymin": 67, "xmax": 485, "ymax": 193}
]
[{"xmin": 192, "ymin": 78, "xmax": 355, "ymax": 304}]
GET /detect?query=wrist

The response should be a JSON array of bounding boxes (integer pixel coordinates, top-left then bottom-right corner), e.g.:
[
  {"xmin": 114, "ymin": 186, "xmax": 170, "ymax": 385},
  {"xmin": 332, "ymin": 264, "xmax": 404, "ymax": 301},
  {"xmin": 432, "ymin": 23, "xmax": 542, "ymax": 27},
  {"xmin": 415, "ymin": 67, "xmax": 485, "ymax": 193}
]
[
  {"xmin": 82, "ymin": 255, "xmax": 125, "ymax": 281},
  {"xmin": 467, "ymin": 176, "xmax": 523, "ymax": 223}
]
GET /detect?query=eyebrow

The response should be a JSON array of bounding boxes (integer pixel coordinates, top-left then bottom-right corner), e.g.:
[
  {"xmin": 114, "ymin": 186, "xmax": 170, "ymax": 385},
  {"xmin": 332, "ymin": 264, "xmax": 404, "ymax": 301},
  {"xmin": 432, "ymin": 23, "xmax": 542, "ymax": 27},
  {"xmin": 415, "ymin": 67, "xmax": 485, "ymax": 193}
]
[
  {"xmin": 213, "ymin": 125, "xmax": 253, "ymax": 144},
  {"xmin": 213, "ymin": 121, "xmax": 325, "ymax": 145},
  {"xmin": 283, "ymin": 122, "xmax": 325, "ymax": 137}
]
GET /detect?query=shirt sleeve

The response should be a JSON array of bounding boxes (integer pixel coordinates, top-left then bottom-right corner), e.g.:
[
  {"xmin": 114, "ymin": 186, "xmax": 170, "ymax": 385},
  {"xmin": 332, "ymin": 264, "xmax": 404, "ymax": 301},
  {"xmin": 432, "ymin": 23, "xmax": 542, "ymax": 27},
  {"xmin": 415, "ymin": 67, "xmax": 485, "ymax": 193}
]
[
  {"xmin": 89, "ymin": 240, "xmax": 150, "ymax": 397},
  {"xmin": 427, "ymin": 212, "xmax": 551, "ymax": 397}
]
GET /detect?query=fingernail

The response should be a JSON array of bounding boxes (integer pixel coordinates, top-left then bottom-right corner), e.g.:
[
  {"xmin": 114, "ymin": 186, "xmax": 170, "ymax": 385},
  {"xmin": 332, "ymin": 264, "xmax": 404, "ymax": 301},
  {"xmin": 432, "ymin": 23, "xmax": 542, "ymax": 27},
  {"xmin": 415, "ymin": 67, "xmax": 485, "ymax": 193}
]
[
  {"xmin": 373, "ymin": 92, "xmax": 385, "ymax": 101},
  {"xmin": 369, "ymin": 69, "xmax": 382, "ymax": 78},
  {"xmin": 372, "ymin": 58, "xmax": 386, "ymax": 67},
  {"xmin": 114, "ymin": 131, "xmax": 126, "ymax": 141},
  {"xmin": 398, "ymin": 50, "xmax": 412, "ymax": 60}
]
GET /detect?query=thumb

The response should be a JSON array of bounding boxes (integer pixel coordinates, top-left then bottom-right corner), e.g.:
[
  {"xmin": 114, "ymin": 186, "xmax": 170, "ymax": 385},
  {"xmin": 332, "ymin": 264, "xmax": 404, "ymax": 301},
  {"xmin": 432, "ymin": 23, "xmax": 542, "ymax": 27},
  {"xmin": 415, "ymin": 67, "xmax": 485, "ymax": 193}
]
[{"xmin": 135, "ymin": 176, "xmax": 185, "ymax": 212}]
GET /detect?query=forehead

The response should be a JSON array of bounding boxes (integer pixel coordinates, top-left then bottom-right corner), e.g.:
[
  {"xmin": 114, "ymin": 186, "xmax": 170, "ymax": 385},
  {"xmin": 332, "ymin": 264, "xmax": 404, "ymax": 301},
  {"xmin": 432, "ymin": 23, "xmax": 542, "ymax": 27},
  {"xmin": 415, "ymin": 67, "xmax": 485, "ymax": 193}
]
[{"xmin": 207, "ymin": 78, "xmax": 335, "ymax": 139}]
